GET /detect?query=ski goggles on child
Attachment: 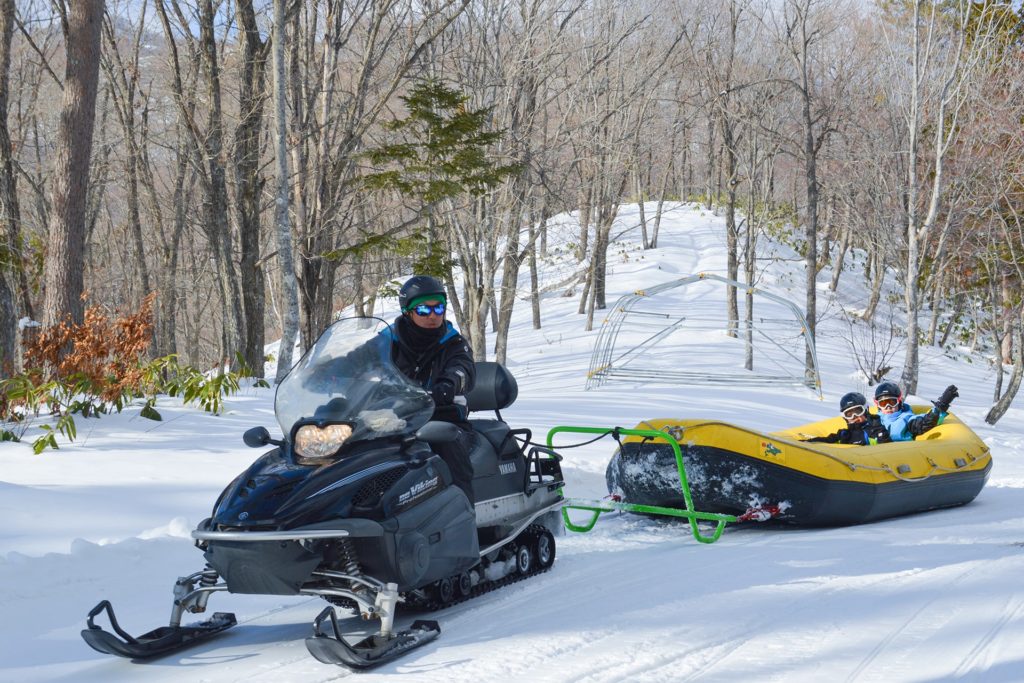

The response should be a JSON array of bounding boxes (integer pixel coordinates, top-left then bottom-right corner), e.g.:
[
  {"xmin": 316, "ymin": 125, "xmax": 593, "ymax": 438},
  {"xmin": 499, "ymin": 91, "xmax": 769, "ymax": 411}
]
[
  {"xmin": 876, "ymin": 397, "xmax": 900, "ymax": 409},
  {"xmin": 842, "ymin": 405, "xmax": 866, "ymax": 419},
  {"xmin": 412, "ymin": 302, "xmax": 446, "ymax": 317}
]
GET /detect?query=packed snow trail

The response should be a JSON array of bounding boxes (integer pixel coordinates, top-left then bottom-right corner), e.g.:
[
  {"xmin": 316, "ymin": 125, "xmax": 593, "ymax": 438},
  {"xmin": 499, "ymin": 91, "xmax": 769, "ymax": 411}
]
[{"xmin": 3, "ymin": 203, "xmax": 1024, "ymax": 682}]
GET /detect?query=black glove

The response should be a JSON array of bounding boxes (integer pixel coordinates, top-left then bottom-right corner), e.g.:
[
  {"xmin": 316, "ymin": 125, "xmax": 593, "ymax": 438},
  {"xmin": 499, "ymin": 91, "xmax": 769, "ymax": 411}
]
[
  {"xmin": 431, "ymin": 380, "xmax": 455, "ymax": 406},
  {"xmin": 933, "ymin": 384, "xmax": 959, "ymax": 412}
]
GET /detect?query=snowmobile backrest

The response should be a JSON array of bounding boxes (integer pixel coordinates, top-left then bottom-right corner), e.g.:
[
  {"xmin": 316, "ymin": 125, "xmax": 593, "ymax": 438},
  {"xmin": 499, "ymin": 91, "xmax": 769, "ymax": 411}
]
[{"xmin": 466, "ymin": 362, "xmax": 518, "ymax": 412}]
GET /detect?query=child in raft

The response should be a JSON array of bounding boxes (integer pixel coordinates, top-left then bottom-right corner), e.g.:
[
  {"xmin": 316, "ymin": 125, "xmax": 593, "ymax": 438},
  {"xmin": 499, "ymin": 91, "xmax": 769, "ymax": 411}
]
[{"xmin": 803, "ymin": 392, "xmax": 891, "ymax": 445}]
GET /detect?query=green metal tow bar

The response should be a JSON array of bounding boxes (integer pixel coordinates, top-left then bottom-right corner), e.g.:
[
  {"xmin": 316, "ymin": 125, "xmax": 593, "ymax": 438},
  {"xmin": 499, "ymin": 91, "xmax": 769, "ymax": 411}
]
[{"xmin": 546, "ymin": 426, "xmax": 736, "ymax": 544}]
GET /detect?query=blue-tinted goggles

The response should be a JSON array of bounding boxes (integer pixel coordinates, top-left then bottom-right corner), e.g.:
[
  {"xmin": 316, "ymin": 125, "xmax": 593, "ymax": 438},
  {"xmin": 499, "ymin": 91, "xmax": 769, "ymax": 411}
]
[{"xmin": 412, "ymin": 302, "xmax": 446, "ymax": 316}]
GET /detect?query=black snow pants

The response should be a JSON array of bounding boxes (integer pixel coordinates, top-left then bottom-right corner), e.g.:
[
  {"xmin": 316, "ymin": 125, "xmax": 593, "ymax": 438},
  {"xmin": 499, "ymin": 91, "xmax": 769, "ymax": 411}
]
[{"xmin": 435, "ymin": 426, "xmax": 475, "ymax": 505}]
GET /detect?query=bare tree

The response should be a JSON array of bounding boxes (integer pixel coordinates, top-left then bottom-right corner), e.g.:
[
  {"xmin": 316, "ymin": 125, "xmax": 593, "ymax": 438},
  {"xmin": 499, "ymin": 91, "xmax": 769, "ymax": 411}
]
[
  {"xmin": 42, "ymin": 0, "xmax": 104, "ymax": 328},
  {"xmin": 885, "ymin": 0, "xmax": 1006, "ymax": 393},
  {"xmin": 288, "ymin": 0, "xmax": 470, "ymax": 344},
  {"xmin": 0, "ymin": 0, "xmax": 24, "ymax": 372},
  {"xmin": 234, "ymin": 0, "xmax": 270, "ymax": 376},
  {"xmin": 272, "ymin": 0, "xmax": 300, "ymax": 382},
  {"xmin": 684, "ymin": 0, "xmax": 749, "ymax": 336},
  {"xmin": 100, "ymin": 9, "xmax": 151, "ymax": 312},
  {"xmin": 155, "ymin": 0, "xmax": 246, "ymax": 368},
  {"xmin": 759, "ymin": 0, "xmax": 855, "ymax": 378}
]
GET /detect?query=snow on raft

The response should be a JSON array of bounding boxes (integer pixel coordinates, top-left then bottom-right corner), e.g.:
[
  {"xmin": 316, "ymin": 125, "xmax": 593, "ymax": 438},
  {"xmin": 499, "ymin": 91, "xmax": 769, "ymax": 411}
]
[{"xmin": 605, "ymin": 411, "xmax": 991, "ymax": 526}]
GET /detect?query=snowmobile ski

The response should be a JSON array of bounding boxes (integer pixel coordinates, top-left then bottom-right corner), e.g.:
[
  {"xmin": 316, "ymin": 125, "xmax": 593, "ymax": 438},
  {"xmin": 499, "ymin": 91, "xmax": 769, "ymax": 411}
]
[
  {"xmin": 81, "ymin": 600, "xmax": 236, "ymax": 659},
  {"xmin": 305, "ymin": 606, "xmax": 440, "ymax": 669}
]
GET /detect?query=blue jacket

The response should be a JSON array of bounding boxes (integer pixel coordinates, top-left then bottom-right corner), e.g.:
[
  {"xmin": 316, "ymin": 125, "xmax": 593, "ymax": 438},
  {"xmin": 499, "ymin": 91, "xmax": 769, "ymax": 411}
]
[{"xmin": 878, "ymin": 404, "xmax": 944, "ymax": 442}]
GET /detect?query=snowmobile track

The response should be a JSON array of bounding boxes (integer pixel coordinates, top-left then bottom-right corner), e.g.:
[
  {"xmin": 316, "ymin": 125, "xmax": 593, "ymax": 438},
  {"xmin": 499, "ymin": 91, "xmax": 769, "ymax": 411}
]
[
  {"xmin": 663, "ymin": 567, "xmax": 934, "ymax": 683},
  {"xmin": 403, "ymin": 524, "xmax": 555, "ymax": 613},
  {"xmin": 844, "ymin": 563, "xmax": 977, "ymax": 682},
  {"xmin": 951, "ymin": 589, "xmax": 1024, "ymax": 679}
]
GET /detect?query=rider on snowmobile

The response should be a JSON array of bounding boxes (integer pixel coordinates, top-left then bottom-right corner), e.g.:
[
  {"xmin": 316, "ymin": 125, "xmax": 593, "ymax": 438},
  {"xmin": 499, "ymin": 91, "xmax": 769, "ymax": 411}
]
[{"xmin": 382, "ymin": 275, "xmax": 477, "ymax": 503}]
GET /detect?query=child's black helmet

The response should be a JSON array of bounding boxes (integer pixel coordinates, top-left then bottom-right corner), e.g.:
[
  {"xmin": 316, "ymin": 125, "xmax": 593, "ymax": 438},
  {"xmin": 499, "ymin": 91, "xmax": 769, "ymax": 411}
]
[
  {"xmin": 839, "ymin": 391, "xmax": 867, "ymax": 412},
  {"xmin": 874, "ymin": 381, "xmax": 902, "ymax": 403},
  {"xmin": 398, "ymin": 275, "xmax": 446, "ymax": 311}
]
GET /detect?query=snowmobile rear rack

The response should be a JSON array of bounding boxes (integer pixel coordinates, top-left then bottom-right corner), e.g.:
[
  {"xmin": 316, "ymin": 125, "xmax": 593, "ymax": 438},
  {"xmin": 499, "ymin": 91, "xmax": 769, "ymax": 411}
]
[
  {"xmin": 547, "ymin": 426, "xmax": 736, "ymax": 543},
  {"xmin": 306, "ymin": 606, "xmax": 440, "ymax": 669},
  {"xmin": 81, "ymin": 600, "xmax": 236, "ymax": 659}
]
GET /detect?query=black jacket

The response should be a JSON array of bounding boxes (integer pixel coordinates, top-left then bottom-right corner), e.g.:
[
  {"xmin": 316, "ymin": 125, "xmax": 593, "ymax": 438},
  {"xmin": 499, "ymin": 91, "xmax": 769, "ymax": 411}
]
[
  {"xmin": 806, "ymin": 414, "xmax": 892, "ymax": 445},
  {"xmin": 387, "ymin": 315, "xmax": 475, "ymax": 422}
]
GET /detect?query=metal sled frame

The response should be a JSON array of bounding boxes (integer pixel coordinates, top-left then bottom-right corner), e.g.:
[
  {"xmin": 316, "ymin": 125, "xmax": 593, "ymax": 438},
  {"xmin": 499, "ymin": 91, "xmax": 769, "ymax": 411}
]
[
  {"xmin": 548, "ymin": 426, "xmax": 736, "ymax": 544},
  {"xmin": 585, "ymin": 273, "xmax": 823, "ymax": 398}
]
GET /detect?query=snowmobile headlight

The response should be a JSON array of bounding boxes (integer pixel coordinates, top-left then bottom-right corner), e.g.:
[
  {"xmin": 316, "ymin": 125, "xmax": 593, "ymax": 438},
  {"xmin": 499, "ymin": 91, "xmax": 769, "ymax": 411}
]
[{"xmin": 294, "ymin": 423, "xmax": 353, "ymax": 460}]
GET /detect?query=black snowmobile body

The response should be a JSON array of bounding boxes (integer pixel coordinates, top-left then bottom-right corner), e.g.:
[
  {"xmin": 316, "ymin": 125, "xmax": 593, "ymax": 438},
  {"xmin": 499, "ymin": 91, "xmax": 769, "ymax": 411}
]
[{"xmin": 81, "ymin": 317, "xmax": 565, "ymax": 669}]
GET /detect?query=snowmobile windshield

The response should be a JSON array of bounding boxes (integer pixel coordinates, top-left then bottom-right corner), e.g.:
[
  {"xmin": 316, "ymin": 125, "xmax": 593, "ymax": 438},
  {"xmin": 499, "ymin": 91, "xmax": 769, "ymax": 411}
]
[{"xmin": 274, "ymin": 317, "xmax": 434, "ymax": 445}]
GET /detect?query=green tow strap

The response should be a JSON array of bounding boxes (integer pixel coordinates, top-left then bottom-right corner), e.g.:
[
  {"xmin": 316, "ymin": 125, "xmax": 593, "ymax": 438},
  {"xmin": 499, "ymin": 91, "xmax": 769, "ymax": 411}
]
[{"xmin": 546, "ymin": 426, "xmax": 736, "ymax": 544}]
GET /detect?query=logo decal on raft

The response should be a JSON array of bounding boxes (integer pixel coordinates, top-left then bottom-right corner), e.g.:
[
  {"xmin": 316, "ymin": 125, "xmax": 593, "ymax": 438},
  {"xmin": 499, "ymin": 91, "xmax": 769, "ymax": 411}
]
[{"xmin": 761, "ymin": 441, "xmax": 782, "ymax": 457}]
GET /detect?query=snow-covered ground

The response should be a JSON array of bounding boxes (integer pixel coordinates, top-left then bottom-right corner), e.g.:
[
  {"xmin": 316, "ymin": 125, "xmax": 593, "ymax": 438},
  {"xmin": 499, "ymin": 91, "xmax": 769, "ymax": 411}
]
[{"xmin": 3, "ymin": 203, "xmax": 1023, "ymax": 682}]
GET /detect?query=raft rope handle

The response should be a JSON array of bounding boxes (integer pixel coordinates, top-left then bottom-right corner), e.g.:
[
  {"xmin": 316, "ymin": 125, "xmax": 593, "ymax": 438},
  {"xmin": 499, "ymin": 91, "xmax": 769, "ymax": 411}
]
[
  {"xmin": 831, "ymin": 449, "xmax": 992, "ymax": 482},
  {"xmin": 879, "ymin": 462, "xmax": 940, "ymax": 482}
]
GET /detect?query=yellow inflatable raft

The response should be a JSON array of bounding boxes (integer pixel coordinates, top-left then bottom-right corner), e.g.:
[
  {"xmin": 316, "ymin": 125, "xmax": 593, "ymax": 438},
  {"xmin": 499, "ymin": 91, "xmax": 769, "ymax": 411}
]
[{"xmin": 605, "ymin": 408, "xmax": 991, "ymax": 526}]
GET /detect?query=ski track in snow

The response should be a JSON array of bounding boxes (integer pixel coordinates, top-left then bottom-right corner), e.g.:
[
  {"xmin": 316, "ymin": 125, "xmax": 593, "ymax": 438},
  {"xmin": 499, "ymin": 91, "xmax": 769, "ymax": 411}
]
[{"xmin": 950, "ymin": 586, "xmax": 1024, "ymax": 680}]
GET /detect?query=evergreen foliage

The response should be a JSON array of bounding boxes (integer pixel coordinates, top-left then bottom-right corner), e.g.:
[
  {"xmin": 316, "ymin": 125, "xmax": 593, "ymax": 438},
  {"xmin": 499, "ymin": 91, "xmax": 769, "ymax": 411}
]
[{"xmin": 361, "ymin": 78, "xmax": 520, "ymax": 276}]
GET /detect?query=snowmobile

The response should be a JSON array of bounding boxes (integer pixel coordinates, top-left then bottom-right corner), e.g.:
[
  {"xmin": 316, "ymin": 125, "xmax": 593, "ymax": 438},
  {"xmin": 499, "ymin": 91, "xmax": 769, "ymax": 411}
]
[{"xmin": 81, "ymin": 317, "xmax": 565, "ymax": 669}]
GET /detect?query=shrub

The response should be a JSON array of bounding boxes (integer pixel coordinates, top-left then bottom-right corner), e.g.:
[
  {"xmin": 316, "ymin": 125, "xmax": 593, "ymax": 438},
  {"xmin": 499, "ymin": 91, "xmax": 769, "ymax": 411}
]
[
  {"xmin": 23, "ymin": 293, "xmax": 157, "ymax": 416},
  {"xmin": 1, "ymin": 295, "xmax": 267, "ymax": 453}
]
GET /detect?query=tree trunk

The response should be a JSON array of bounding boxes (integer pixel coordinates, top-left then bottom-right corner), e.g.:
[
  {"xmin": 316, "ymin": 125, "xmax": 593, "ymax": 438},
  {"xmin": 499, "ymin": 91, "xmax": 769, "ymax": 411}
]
[
  {"xmin": 828, "ymin": 221, "xmax": 850, "ymax": 292},
  {"xmin": 861, "ymin": 248, "xmax": 885, "ymax": 322},
  {"xmin": 196, "ymin": 0, "xmax": 245, "ymax": 369},
  {"xmin": 801, "ymin": 86, "xmax": 819, "ymax": 384},
  {"xmin": 585, "ymin": 202, "xmax": 617, "ymax": 330},
  {"xmin": 635, "ymin": 172, "xmax": 648, "ymax": 248},
  {"xmin": 0, "ymin": 0, "xmax": 24, "ymax": 373},
  {"xmin": 272, "ymin": 0, "xmax": 301, "ymax": 382},
  {"xmin": 577, "ymin": 183, "xmax": 591, "ymax": 261},
  {"xmin": 102, "ymin": 15, "xmax": 157, "ymax": 346},
  {"xmin": 937, "ymin": 293, "xmax": 963, "ymax": 349},
  {"xmin": 986, "ymin": 316, "xmax": 1024, "ymax": 425},
  {"xmin": 1001, "ymin": 273, "xmax": 1013, "ymax": 364},
  {"xmin": 42, "ymin": 0, "xmax": 104, "ymax": 327},
  {"xmin": 650, "ymin": 148, "xmax": 673, "ymax": 249},
  {"xmin": 152, "ymin": 147, "xmax": 189, "ymax": 359},
  {"xmin": 235, "ymin": 0, "xmax": 269, "ymax": 377},
  {"xmin": 744, "ymin": 192, "xmax": 756, "ymax": 371},
  {"xmin": 286, "ymin": 4, "xmax": 309, "ymax": 349},
  {"xmin": 704, "ymin": 116, "xmax": 716, "ymax": 210},
  {"xmin": 723, "ymin": 122, "xmax": 739, "ymax": 338}
]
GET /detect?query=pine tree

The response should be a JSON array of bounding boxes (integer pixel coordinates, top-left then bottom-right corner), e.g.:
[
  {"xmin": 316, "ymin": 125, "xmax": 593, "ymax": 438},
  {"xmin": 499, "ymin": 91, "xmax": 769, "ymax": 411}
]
[{"xmin": 361, "ymin": 78, "xmax": 519, "ymax": 276}]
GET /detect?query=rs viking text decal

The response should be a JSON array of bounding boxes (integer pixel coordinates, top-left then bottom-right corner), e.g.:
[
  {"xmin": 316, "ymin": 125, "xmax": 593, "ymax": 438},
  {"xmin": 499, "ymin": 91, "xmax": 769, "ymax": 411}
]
[{"xmin": 396, "ymin": 475, "xmax": 441, "ymax": 510}]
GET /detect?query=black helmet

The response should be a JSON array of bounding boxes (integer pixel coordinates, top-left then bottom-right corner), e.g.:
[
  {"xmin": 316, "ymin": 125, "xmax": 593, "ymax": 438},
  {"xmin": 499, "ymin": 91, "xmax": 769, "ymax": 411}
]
[
  {"xmin": 839, "ymin": 391, "xmax": 867, "ymax": 413},
  {"xmin": 399, "ymin": 275, "xmax": 446, "ymax": 311},
  {"xmin": 874, "ymin": 381, "xmax": 902, "ymax": 403}
]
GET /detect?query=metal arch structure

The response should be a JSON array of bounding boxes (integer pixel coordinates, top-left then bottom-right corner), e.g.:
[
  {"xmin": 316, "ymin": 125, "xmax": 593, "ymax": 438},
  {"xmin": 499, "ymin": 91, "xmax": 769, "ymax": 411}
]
[{"xmin": 585, "ymin": 273, "xmax": 822, "ymax": 397}]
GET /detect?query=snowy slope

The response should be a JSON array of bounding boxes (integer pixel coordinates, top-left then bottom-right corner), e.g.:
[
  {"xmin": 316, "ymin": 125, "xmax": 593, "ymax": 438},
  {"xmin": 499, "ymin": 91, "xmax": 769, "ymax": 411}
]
[{"xmin": 3, "ymin": 203, "xmax": 1023, "ymax": 683}]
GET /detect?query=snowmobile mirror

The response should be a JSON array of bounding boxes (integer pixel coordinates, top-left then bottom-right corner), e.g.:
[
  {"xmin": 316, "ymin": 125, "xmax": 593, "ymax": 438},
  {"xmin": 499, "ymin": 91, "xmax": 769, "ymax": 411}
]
[
  {"xmin": 243, "ymin": 426, "xmax": 280, "ymax": 448},
  {"xmin": 415, "ymin": 421, "xmax": 461, "ymax": 445}
]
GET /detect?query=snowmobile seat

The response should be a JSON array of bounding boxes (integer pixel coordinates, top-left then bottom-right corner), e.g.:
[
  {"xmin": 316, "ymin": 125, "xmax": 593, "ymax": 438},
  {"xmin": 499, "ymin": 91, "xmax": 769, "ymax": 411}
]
[
  {"xmin": 465, "ymin": 362, "xmax": 518, "ymax": 413},
  {"xmin": 466, "ymin": 362, "xmax": 520, "ymax": 477}
]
